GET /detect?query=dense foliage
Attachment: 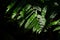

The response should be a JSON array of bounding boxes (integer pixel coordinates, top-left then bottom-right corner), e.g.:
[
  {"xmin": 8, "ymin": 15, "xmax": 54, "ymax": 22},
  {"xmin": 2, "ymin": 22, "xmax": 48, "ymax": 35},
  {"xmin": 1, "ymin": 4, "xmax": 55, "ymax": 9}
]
[{"xmin": 0, "ymin": 0, "xmax": 60, "ymax": 40}]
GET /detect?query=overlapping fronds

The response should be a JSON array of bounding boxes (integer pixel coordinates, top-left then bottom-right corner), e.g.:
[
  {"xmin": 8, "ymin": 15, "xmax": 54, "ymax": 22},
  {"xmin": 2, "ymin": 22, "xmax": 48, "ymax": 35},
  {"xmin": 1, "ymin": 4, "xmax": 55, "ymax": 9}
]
[{"xmin": 5, "ymin": 0, "xmax": 60, "ymax": 34}]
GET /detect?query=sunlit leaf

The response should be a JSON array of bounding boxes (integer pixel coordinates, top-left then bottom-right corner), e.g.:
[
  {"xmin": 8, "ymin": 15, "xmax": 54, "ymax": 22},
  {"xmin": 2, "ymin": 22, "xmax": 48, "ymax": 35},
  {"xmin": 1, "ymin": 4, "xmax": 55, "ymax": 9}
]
[
  {"xmin": 41, "ymin": 6, "xmax": 47, "ymax": 17},
  {"xmin": 53, "ymin": 26, "xmax": 60, "ymax": 31},
  {"xmin": 11, "ymin": 12, "xmax": 16, "ymax": 19},
  {"xmin": 17, "ymin": 16, "xmax": 21, "ymax": 20},
  {"xmin": 49, "ymin": 19, "xmax": 60, "ymax": 26}
]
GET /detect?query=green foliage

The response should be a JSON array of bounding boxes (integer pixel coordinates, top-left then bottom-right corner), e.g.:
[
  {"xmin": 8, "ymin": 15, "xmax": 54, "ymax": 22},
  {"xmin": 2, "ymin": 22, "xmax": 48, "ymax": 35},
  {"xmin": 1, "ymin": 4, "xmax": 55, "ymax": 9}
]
[
  {"xmin": 5, "ymin": 0, "xmax": 60, "ymax": 34},
  {"xmin": 53, "ymin": 26, "xmax": 60, "ymax": 31},
  {"xmin": 6, "ymin": 1, "xmax": 16, "ymax": 13},
  {"xmin": 49, "ymin": 19, "xmax": 60, "ymax": 26}
]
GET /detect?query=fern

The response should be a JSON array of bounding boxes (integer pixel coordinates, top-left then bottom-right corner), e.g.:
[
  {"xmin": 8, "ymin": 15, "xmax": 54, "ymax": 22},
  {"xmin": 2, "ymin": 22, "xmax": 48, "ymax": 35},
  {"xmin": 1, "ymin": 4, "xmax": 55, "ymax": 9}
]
[{"xmin": 5, "ymin": 0, "xmax": 60, "ymax": 34}]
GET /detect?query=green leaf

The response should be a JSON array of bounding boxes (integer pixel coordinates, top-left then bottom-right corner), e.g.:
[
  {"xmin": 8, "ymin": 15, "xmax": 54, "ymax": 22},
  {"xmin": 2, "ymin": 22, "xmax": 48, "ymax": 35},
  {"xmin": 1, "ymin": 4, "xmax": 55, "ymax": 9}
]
[
  {"xmin": 19, "ymin": 20, "xmax": 25, "ymax": 27},
  {"xmin": 11, "ymin": 12, "xmax": 16, "ymax": 19},
  {"xmin": 33, "ymin": 24, "xmax": 39, "ymax": 32},
  {"xmin": 11, "ymin": 6, "xmax": 21, "ymax": 19},
  {"xmin": 41, "ymin": 6, "xmax": 47, "ymax": 17},
  {"xmin": 49, "ymin": 19, "xmax": 60, "ymax": 26},
  {"xmin": 37, "ymin": 14, "xmax": 46, "ymax": 28},
  {"xmin": 33, "ymin": 6, "xmax": 41, "ymax": 12},
  {"xmin": 6, "ymin": 1, "xmax": 16, "ymax": 13},
  {"xmin": 50, "ymin": 12, "xmax": 57, "ymax": 19},
  {"xmin": 19, "ymin": 11, "xmax": 25, "ymax": 17},
  {"xmin": 53, "ymin": 26, "xmax": 60, "ymax": 31},
  {"xmin": 25, "ymin": 12, "xmax": 37, "ymax": 28},
  {"xmin": 22, "ymin": 4, "xmax": 31, "ymax": 11},
  {"xmin": 27, "ymin": 18, "xmax": 37, "ymax": 29}
]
